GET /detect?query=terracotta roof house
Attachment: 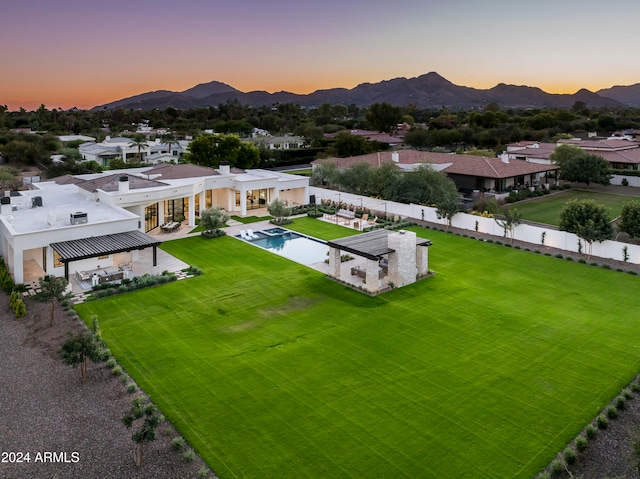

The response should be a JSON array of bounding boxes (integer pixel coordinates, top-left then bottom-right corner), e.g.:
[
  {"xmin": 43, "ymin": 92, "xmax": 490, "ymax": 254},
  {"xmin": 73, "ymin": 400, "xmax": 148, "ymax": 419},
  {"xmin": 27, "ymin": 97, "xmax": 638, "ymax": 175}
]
[
  {"xmin": 505, "ymin": 139, "xmax": 640, "ymax": 170},
  {"xmin": 312, "ymin": 150, "xmax": 558, "ymax": 194}
]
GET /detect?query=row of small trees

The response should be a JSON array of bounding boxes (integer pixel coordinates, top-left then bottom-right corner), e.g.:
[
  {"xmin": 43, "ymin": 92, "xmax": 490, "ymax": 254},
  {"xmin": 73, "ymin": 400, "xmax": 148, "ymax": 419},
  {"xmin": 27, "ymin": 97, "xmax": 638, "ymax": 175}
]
[{"xmin": 59, "ymin": 316, "xmax": 163, "ymax": 467}]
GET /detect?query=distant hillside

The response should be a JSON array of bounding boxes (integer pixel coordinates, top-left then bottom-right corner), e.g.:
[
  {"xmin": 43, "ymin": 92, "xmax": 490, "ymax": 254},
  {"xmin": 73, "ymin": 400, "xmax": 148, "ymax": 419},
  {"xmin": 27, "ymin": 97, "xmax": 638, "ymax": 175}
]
[
  {"xmin": 92, "ymin": 72, "xmax": 628, "ymax": 111},
  {"xmin": 597, "ymin": 83, "xmax": 640, "ymax": 107}
]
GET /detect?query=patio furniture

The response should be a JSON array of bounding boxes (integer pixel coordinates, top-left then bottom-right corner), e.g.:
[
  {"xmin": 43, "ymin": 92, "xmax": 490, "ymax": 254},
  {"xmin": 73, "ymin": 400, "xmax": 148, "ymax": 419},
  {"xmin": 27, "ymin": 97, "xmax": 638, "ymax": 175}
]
[
  {"xmin": 240, "ymin": 230, "xmax": 250, "ymax": 240},
  {"xmin": 247, "ymin": 229, "xmax": 258, "ymax": 239},
  {"xmin": 75, "ymin": 271, "xmax": 90, "ymax": 282}
]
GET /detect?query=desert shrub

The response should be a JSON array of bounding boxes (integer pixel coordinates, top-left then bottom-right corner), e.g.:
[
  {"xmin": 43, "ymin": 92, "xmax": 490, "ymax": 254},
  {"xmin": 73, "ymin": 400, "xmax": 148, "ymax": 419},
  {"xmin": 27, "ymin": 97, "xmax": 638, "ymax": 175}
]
[
  {"xmin": 585, "ymin": 423, "xmax": 597, "ymax": 439},
  {"xmin": 535, "ymin": 249, "xmax": 541, "ymax": 254},
  {"xmin": 632, "ymin": 382, "xmax": 640, "ymax": 393},
  {"xmin": 565, "ymin": 256, "xmax": 573, "ymax": 261},
  {"xmin": 172, "ymin": 436, "xmax": 186, "ymax": 451},
  {"xmin": 602, "ymin": 264, "xmax": 611, "ymax": 270},
  {"xmin": 606, "ymin": 405, "xmax": 617, "ymax": 419},
  {"xmin": 563, "ymin": 446, "xmax": 577, "ymax": 465},
  {"xmin": 111, "ymin": 365, "xmax": 123, "ymax": 377},
  {"xmin": 495, "ymin": 240, "xmax": 503, "ymax": 245},
  {"xmin": 198, "ymin": 466, "xmax": 209, "ymax": 478},
  {"xmin": 555, "ymin": 253, "xmax": 563, "ymax": 259},
  {"xmin": 105, "ymin": 357, "xmax": 117, "ymax": 369},
  {"xmin": 624, "ymin": 388, "xmax": 635, "ymax": 399},
  {"xmin": 628, "ymin": 270, "xmax": 638, "ymax": 275},
  {"xmin": 126, "ymin": 382, "xmax": 138, "ymax": 394},
  {"xmin": 578, "ymin": 258, "xmax": 586, "ymax": 264},
  {"xmin": 597, "ymin": 414, "xmax": 608, "ymax": 429},
  {"xmin": 486, "ymin": 239, "xmax": 494, "ymax": 243},
  {"xmin": 537, "ymin": 472, "xmax": 550, "ymax": 479},
  {"xmin": 183, "ymin": 448, "xmax": 195, "ymax": 462},
  {"xmin": 616, "ymin": 396, "xmax": 627, "ymax": 411},
  {"xmin": 201, "ymin": 229, "xmax": 226, "ymax": 239},
  {"xmin": 575, "ymin": 435, "xmax": 587, "ymax": 452},
  {"xmin": 590, "ymin": 261, "xmax": 599, "ymax": 266},
  {"xmin": 99, "ymin": 348, "xmax": 112, "ymax": 361},
  {"xmin": 551, "ymin": 459, "xmax": 563, "ymax": 474}
]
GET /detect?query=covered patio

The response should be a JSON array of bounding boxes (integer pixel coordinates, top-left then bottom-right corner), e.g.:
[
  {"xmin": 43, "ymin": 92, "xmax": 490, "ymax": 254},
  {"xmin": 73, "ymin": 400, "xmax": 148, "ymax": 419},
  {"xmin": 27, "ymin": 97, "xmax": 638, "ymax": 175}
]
[
  {"xmin": 326, "ymin": 229, "xmax": 432, "ymax": 294},
  {"xmin": 50, "ymin": 231, "xmax": 163, "ymax": 292}
]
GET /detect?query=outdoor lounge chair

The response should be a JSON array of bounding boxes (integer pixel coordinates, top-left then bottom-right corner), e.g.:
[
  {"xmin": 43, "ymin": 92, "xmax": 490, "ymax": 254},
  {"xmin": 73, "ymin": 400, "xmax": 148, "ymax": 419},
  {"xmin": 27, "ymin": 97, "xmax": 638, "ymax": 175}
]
[
  {"xmin": 240, "ymin": 230, "xmax": 249, "ymax": 240},
  {"xmin": 247, "ymin": 229, "xmax": 258, "ymax": 239}
]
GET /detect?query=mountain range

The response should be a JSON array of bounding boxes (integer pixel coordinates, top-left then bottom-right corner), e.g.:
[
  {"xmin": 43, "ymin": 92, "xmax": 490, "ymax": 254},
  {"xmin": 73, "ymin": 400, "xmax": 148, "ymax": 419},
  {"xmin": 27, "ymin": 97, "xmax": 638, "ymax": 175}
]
[{"xmin": 92, "ymin": 72, "xmax": 640, "ymax": 111}]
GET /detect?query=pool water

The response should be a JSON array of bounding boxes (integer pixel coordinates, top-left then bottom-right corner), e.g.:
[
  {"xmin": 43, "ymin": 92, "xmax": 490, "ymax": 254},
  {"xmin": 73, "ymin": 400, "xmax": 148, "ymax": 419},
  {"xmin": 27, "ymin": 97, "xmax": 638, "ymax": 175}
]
[{"xmin": 247, "ymin": 230, "xmax": 328, "ymax": 265}]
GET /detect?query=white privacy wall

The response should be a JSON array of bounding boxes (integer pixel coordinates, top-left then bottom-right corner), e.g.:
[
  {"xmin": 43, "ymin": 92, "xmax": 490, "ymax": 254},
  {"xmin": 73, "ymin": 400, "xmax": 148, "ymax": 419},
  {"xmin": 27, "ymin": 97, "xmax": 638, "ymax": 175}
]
[{"xmin": 310, "ymin": 187, "xmax": 640, "ymax": 265}]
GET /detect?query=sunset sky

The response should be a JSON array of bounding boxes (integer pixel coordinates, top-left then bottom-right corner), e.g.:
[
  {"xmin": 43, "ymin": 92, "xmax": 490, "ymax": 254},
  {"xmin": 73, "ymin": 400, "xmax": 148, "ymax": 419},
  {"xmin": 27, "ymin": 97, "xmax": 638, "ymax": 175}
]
[{"xmin": 2, "ymin": 0, "xmax": 640, "ymax": 111}]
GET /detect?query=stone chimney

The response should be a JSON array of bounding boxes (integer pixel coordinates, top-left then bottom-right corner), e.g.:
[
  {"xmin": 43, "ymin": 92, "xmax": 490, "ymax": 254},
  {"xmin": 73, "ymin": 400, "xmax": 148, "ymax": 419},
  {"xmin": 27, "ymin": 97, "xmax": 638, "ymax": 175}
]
[
  {"xmin": 219, "ymin": 161, "xmax": 231, "ymax": 175},
  {"xmin": 118, "ymin": 175, "xmax": 130, "ymax": 192},
  {"xmin": 387, "ymin": 230, "xmax": 417, "ymax": 287},
  {"xmin": 500, "ymin": 153, "xmax": 509, "ymax": 164}
]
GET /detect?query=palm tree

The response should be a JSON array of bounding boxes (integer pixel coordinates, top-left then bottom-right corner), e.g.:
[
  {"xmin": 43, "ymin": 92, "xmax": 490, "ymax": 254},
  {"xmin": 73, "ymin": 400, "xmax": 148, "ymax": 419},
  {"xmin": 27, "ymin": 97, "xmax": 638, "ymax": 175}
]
[{"xmin": 128, "ymin": 135, "xmax": 148, "ymax": 163}]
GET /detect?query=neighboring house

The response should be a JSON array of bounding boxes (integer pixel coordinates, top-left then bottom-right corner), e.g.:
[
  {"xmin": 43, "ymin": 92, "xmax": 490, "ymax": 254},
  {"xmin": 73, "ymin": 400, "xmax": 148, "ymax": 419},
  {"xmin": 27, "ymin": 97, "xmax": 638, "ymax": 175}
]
[
  {"xmin": 0, "ymin": 163, "xmax": 309, "ymax": 284},
  {"xmin": 79, "ymin": 138, "xmax": 190, "ymax": 166},
  {"xmin": 505, "ymin": 139, "xmax": 640, "ymax": 170},
  {"xmin": 312, "ymin": 150, "xmax": 559, "ymax": 194},
  {"xmin": 249, "ymin": 135, "xmax": 306, "ymax": 150},
  {"xmin": 58, "ymin": 134, "xmax": 95, "ymax": 144},
  {"xmin": 324, "ymin": 129, "xmax": 405, "ymax": 148},
  {"xmin": 502, "ymin": 142, "xmax": 557, "ymax": 164}
]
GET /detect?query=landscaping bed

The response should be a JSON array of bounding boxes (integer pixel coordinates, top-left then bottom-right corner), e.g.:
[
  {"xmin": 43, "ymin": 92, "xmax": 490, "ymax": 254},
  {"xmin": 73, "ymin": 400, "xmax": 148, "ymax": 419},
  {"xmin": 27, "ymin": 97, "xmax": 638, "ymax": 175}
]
[{"xmin": 0, "ymin": 294, "xmax": 211, "ymax": 479}]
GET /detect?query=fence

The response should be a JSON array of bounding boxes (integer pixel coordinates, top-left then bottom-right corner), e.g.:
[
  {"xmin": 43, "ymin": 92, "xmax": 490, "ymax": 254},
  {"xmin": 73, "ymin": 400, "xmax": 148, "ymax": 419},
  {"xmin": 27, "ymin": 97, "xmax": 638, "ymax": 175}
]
[{"xmin": 309, "ymin": 186, "xmax": 640, "ymax": 265}]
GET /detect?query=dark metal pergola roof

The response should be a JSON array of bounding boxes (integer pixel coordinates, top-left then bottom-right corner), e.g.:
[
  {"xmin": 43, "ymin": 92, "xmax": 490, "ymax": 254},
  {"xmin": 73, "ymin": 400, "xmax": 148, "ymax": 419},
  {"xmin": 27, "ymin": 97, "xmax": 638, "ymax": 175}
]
[
  {"xmin": 51, "ymin": 230, "xmax": 160, "ymax": 263},
  {"xmin": 327, "ymin": 229, "xmax": 432, "ymax": 261}
]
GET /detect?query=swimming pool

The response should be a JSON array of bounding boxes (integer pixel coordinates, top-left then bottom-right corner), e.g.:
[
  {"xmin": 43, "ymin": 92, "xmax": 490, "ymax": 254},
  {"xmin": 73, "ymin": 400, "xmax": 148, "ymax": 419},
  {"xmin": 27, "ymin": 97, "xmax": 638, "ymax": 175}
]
[{"xmin": 243, "ymin": 229, "xmax": 328, "ymax": 265}]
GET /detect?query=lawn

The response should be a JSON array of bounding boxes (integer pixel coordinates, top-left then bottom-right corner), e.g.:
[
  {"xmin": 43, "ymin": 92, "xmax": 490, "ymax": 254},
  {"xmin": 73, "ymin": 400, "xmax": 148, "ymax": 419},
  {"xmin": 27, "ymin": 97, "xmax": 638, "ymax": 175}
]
[
  {"xmin": 511, "ymin": 189, "xmax": 639, "ymax": 225},
  {"xmin": 75, "ymin": 221, "xmax": 640, "ymax": 478}
]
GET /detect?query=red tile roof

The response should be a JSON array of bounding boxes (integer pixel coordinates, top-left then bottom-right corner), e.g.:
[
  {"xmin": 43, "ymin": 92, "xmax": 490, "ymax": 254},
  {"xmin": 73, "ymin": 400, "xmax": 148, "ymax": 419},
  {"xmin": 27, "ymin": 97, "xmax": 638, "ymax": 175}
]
[{"xmin": 313, "ymin": 150, "xmax": 558, "ymax": 179}]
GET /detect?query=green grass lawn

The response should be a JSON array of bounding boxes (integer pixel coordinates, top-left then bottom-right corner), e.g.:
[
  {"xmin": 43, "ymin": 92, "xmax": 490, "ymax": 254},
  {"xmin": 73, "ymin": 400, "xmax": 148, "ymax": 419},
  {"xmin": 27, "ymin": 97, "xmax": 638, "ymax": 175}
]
[
  {"xmin": 75, "ymin": 221, "xmax": 640, "ymax": 478},
  {"xmin": 512, "ymin": 189, "xmax": 638, "ymax": 225}
]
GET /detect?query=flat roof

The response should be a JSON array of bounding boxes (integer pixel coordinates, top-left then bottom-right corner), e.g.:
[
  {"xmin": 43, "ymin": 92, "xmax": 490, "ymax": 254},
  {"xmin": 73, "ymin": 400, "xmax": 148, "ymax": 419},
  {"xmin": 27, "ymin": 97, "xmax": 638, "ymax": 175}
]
[
  {"xmin": 327, "ymin": 229, "xmax": 432, "ymax": 261},
  {"xmin": 50, "ymin": 230, "xmax": 160, "ymax": 262}
]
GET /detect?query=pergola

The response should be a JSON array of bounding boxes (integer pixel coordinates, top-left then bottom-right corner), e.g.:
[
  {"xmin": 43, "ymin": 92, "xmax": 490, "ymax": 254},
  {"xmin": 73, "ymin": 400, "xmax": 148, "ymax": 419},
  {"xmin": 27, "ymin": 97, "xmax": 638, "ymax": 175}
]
[
  {"xmin": 327, "ymin": 229, "xmax": 432, "ymax": 293},
  {"xmin": 50, "ymin": 231, "xmax": 160, "ymax": 281}
]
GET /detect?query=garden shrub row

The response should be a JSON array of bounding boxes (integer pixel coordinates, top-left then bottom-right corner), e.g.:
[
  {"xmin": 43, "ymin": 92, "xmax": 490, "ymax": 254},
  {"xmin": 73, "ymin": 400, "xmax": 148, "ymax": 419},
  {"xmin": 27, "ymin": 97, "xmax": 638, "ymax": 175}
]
[
  {"xmin": 86, "ymin": 272, "xmax": 178, "ymax": 301},
  {"xmin": 537, "ymin": 381, "xmax": 640, "ymax": 478}
]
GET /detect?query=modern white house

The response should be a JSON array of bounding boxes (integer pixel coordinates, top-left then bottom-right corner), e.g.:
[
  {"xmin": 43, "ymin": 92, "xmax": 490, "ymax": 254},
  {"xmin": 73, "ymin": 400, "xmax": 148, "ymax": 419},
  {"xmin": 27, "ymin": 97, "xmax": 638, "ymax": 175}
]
[
  {"xmin": 79, "ymin": 137, "xmax": 190, "ymax": 166},
  {"xmin": 0, "ymin": 163, "xmax": 309, "ymax": 284}
]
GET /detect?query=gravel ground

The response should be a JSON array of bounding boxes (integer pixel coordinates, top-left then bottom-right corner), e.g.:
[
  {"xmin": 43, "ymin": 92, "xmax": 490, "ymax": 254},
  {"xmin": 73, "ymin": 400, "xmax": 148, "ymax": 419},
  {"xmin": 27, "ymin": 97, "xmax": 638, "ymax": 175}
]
[{"xmin": 0, "ymin": 294, "xmax": 213, "ymax": 479}]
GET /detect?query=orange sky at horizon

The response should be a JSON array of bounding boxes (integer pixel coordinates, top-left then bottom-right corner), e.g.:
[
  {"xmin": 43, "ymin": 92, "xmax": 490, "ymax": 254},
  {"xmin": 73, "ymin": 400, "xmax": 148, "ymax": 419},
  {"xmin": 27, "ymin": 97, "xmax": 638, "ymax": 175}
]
[
  {"xmin": 3, "ymin": 0, "xmax": 640, "ymax": 112},
  {"xmin": 3, "ymin": 74, "xmax": 631, "ymax": 112}
]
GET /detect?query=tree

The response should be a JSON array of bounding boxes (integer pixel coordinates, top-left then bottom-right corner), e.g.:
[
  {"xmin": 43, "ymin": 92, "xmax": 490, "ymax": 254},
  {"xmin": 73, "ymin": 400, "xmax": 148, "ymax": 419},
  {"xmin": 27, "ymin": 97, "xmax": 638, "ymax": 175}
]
[
  {"xmin": 559, "ymin": 199, "xmax": 613, "ymax": 260},
  {"xmin": 185, "ymin": 134, "xmax": 260, "ymax": 169},
  {"xmin": 331, "ymin": 132, "xmax": 373, "ymax": 157},
  {"xmin": 494, "ymin": 207, "xmax": 522, "ymax": 243},
  {"xmin": 619, "ymin": 200, "xmax": 640, "ymax": 238},
  {"xmin": 38, "ymin": 275, "xmax": 68, "ymax": 327},
  {"xmin": 551, "ymin": 144, "xmax": 611, "ymax": 186},
  {"xmin": 399, "ymin": 164, "xmax": 458, "ymax": 206},
  {"xmin": 366, "ymin": 102, "xmax": 402, "ymax": 133},
  {"xmin": 122, "ymin": 396, "xmax": 164, "ymax": 467},
  {"xmin": 267, "ymin": 198, "xmax": 291, "ymax": 224},
  {"xmin": 199, "ymin": 206, "xmax": 230, "ymax": 235},
  {"xmin": 435, "ymin": 193, "xmax": 459, "ymax": 230},
  {"xmin": 59, "ymin": 333, "xmax": 101, "ymax": 382},
  {"xmin": 127, "ymin": 135, "xmax": 148, "ymax": 162}
]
